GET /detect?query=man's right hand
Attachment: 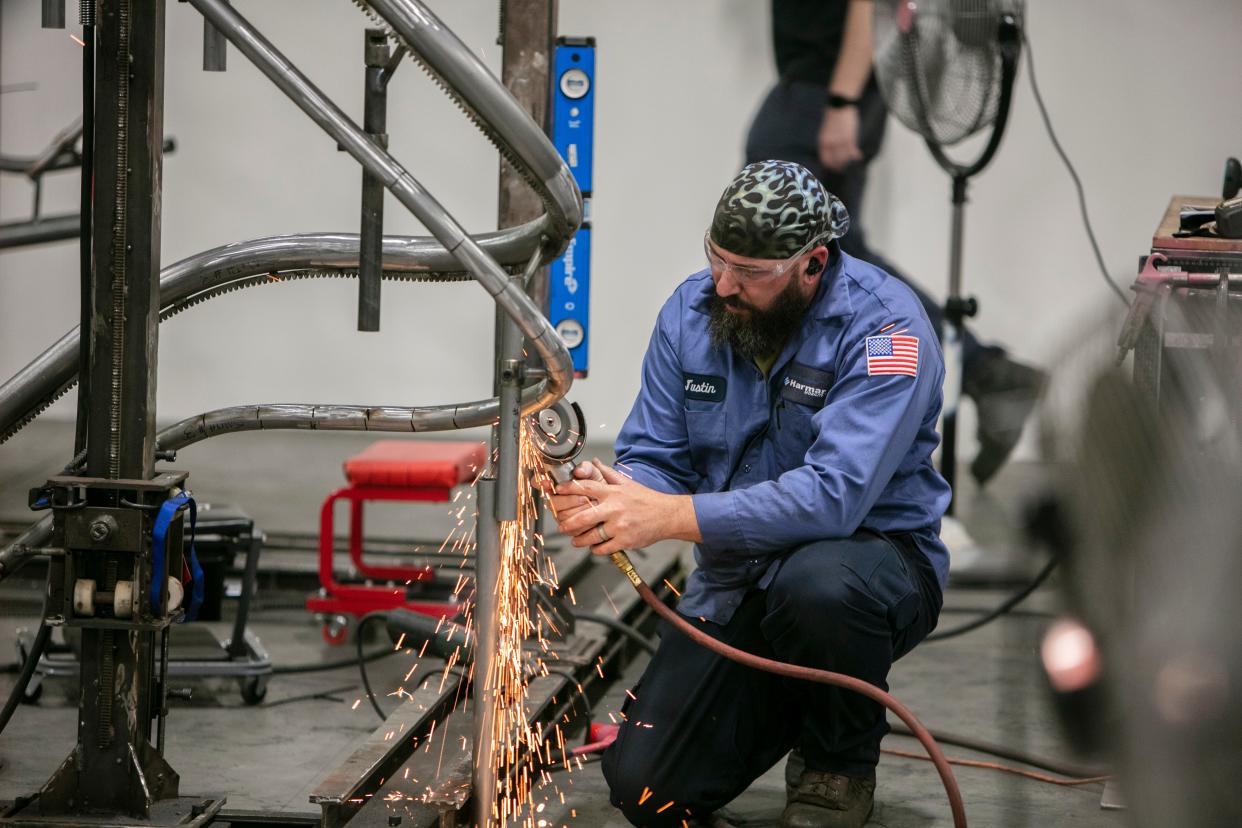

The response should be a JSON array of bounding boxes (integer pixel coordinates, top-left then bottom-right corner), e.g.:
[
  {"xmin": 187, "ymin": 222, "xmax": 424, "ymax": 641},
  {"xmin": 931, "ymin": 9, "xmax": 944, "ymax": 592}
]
[
  {"xmin": 818, "ymin": 105, "xmax": 863, "ymax": 173},
  {"xmin": 544, "ymin": 460, "xmax": 604, "ymax": 523}
]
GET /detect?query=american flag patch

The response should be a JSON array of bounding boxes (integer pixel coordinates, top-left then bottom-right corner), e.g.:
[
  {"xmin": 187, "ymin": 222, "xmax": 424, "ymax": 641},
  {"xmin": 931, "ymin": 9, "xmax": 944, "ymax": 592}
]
[{"xmin": 865, "ymin": 335, "xmax": 919, "ymax": 377}]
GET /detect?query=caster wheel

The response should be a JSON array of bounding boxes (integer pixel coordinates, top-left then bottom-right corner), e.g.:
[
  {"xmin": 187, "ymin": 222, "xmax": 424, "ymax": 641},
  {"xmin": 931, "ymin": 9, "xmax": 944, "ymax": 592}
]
[
  {"xmin": 321, "ymin": 619, "xmax": 350, "ymax": 646},
  {"xmin": 16, "ymin": 642, "xmax": 43, "ymax": 704},
  {"xmin": 240, "ymin": 677, "xmax": 268, "ymax": 705},
  {"xmin": 21, "ymin": 679, "xmax": 43, "ymax": 704}
]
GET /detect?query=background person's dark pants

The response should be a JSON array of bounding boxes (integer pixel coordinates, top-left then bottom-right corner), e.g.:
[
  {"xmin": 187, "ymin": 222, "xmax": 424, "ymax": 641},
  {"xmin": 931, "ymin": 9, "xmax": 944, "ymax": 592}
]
[
  {"xmin": 600, "ymin": 531, "xmax": 943, "ymax": 827},
  {"xmin": 744, "ymin": 80, "xmax": 1003, "ymax": 375}
]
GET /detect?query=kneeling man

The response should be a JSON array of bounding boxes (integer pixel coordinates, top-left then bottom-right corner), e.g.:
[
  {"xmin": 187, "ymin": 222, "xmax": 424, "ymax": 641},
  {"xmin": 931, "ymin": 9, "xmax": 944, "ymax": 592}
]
[{"xmin": 551, "ymin": 160, "xmax": 950, "ymax": 828}]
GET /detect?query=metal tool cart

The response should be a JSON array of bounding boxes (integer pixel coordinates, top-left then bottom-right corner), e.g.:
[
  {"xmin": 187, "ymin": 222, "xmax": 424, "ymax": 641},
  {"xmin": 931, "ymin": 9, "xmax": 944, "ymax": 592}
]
[
  {"xmin": 15, "ymin": 503, "xmax": 273, "ymax": 706},
  {"xmin": 1117, "ymin": 195, "xmax": 1242, "ymax": 410}
]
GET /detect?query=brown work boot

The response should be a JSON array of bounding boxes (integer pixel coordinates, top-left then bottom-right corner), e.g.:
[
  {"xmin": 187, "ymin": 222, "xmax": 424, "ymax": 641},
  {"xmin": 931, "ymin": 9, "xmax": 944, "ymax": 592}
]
[
  {"xmin": 781, "ymin": 765, "xmax": 875, "ymax": 828},
  {"xmin": 784, "ymin": 747, "xmax": 805, "ymax": 799}
]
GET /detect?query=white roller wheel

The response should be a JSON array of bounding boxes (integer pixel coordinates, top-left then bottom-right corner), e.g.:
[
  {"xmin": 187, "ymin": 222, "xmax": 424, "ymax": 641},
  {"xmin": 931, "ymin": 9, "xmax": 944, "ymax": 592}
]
[
  {"xmin": 113, "ymin": 580, "xmax": 134, "ymax": 618},
  {"xmin": 72, "ymin": 579, "xmax": 97, "ymax": 616},
  {"xmin": 166, "ymin": 578, "xmax": 185, "ymax": 613}
]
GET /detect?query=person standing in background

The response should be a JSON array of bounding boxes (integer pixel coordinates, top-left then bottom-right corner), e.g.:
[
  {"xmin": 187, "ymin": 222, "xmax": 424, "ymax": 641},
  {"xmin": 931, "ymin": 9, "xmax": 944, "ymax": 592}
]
[{"xmin": 745, "ymin": 0, "xmax": 1046, "ymax": 486}]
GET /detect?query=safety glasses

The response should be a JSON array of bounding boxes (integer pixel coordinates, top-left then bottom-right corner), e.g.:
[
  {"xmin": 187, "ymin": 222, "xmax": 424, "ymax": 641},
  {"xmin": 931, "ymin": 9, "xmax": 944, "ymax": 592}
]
[{"xmin": 703, "ymin": 231, "xmax": 826, "ymax": 285}]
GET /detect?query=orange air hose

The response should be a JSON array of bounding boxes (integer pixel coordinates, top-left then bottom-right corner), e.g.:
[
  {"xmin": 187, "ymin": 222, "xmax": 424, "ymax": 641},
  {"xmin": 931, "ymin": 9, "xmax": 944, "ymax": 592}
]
[{"xmin": 607, "ymin": 551, "xmax": 968, "ymax": 828}]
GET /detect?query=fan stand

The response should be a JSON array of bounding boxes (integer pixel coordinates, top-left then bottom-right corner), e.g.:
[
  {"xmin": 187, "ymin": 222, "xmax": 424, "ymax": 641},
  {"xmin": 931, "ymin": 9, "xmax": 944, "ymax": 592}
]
[
  {"xmin": 941, "ymin": 173, "xmax": 979, "ymax": 514},
  {"xmin": 906, "ymin": 14, "xmax": 1023, "ymax": 580},
  {"xmin": 938, "ymin": 173, "xmax": 995, "ymax": 580}
]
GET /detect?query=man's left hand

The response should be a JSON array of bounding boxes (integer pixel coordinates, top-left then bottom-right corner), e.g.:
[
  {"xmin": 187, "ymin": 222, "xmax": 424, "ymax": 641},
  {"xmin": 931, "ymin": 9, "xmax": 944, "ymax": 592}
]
[{"xmin": 554, "ymin": 460, "xmax": 701, "ymax": 555}]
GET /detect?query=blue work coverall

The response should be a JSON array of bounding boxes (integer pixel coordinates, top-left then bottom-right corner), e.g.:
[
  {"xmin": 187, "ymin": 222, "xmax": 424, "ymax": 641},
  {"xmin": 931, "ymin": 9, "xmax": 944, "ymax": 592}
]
[{"xmin": 601, "ymin": 247, "xmax": 950, "ymax": 826}]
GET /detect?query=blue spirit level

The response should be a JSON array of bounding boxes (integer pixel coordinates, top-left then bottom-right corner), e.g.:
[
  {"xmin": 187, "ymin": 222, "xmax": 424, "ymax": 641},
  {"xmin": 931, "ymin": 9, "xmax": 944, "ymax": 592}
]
[{"xmin": 549, "ymin": 37, "xmax": 595, "ymax": 377}]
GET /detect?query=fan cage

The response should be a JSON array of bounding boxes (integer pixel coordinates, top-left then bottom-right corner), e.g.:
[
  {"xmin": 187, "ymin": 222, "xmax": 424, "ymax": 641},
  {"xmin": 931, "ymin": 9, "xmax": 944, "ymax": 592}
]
[{"xmin": 874, "ymin": 0, "xmax": 1024, "ymax": 147}]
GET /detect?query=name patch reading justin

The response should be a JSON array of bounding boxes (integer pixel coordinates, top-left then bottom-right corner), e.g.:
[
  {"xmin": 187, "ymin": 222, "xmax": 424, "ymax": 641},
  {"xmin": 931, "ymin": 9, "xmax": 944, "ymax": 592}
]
[
  {"xmin": 683, "ymin": 373, "xmax": 727, "ymax": 402},
  {"xmin": 780, "ymin": 363, "xmax": 833, "ymax": 407}
]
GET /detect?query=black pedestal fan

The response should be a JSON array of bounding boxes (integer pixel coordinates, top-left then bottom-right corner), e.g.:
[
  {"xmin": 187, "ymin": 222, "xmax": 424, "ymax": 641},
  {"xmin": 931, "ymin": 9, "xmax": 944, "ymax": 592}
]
[{"xmin": 873, "ymin": 0, "xmax": 1024, "ymax": 509}]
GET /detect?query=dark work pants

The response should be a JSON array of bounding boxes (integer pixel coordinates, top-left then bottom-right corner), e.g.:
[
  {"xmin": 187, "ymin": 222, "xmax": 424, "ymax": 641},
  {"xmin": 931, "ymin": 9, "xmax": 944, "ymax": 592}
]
[
  {"xmin": 744, "ymin": 80, "xmax": 1003, "ymax": 375},
  {"xmin": 600, "ymin": 531, "xmax": 943, "ymax": 827}
]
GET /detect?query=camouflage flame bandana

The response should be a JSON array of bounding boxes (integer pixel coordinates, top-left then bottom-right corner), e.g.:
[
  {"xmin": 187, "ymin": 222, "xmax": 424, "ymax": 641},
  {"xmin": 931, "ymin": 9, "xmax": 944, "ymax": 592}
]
[{"xmin": 708, "ymin": 160, "xmax": 850, "ymax": 260}]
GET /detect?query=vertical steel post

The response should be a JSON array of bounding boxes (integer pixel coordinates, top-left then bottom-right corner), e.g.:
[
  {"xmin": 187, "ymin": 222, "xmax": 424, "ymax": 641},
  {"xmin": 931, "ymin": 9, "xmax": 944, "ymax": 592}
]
[
  {"xmin": 941, "ymin": 179, "xmax": 967, "ymax": 512},
  {"xmin": 477, "ymin": 6, "xmax": 557, "ymax": 822},
  {"xmin": 36, "ymin": 0, "xmax": 177, "ymax": 819},
  {"xmin": 495, "ymin": 254, "xmax": 539, "ymax": 522},
  {"xmin": 42, "ymin": 0, "xmax": 66, "ymax": 28},
  {"xmin": 85, "ymin": 0, "xmax": 165, "ymax": 484},
  {"xmin": 495, "ymin": 369, "xmax": 523, "ymax": 523},
  {"xmin": 74, "ymin": 4, "xmax": 96, "ymax": 457},
  {"xmin": 84, "ymin": 4, "xmax": 167, "ymax": 812},
  {"xmin": 472, "ymin": 478, "xmax": 500, "ymax": 828},
  {"xmin": 202, "ymin": 2, "xmax": 228, "ymax": 72},
  {"xmin": 358, "ymin": 28, "xmax": 391, "ymax": 332},
  {"xmin": 496, "ymin": 0, "xmax": 558, "ymax": 317},
  {"xmin": 477, "ymin": 258, "xmax": 532, "ymax": 827}
]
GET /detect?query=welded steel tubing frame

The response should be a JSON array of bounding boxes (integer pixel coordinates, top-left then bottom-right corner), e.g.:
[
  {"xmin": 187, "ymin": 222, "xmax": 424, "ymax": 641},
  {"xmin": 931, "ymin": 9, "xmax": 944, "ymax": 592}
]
[
  {"xmin": 0, "ymin": 213, "xmax": 81, "ymax": 250},
  {"xmin": 184, "ymin": 0, "xmax": 575, "ymax": 428},
  {"xmin": 361, "ymin": 0, "xmax": 580, "ymax": 240},
  {"xmin": 0, "ymin": 9, "xmax": 575, "ymax": 825},
  {"xmin": 3, "ymin": 0, "xmax": 582, "ymax": 448},
  {"xmin": 0, "ymin": 226, "xmax": 551, "ymax": 448},
  {"xmin": 164, "ymin": 5, "xmax": 573, "ymax": 822},
  {"xmin": 0, "ymin": 515, "xmax": 53, "ymax": 581}
]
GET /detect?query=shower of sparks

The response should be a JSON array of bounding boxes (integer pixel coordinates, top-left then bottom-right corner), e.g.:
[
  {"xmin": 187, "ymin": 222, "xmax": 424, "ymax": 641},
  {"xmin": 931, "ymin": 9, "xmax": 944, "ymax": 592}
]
[
  {"xmin": 352, "ymin": 419, "xmax": 587, "ymax": 827},
  {"xmin": 479, "ymin": 420, "xmax": 575, "ymax": 826}
]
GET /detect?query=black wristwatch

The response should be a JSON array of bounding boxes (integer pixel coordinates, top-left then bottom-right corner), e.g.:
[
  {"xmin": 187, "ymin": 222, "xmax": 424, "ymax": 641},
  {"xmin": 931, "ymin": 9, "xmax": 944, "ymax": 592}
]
[{"xmin": 827, "ymin": 93, "xmax": 860, "ymax": 110}]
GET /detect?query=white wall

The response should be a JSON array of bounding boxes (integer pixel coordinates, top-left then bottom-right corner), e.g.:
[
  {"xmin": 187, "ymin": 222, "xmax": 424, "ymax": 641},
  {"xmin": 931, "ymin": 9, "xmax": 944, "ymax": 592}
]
[
  {"xmin": 3, "ymin": 0, "xmax": 1241, "ymax": 456},
  {"xmin": 868, "ymin": 0, "xmax": 1242, "ymax": 372}
]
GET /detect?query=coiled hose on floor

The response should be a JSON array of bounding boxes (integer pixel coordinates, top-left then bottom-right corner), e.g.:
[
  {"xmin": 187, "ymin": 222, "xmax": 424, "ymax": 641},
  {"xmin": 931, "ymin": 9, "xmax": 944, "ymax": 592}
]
[{"xmin": 606, "ymin": 550, "xmax": 968, "ymax": 828}]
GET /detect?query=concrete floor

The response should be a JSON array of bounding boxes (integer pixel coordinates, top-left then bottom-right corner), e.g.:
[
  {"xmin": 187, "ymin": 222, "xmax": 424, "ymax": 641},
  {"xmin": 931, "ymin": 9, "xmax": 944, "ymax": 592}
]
[{"xmin": 0, "ymin": 421, "xmax": 1128, "ymax": 826}]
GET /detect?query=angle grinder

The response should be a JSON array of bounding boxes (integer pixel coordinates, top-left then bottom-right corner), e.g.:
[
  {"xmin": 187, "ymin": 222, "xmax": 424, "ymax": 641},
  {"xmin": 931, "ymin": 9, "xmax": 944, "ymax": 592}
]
[
  {"xmin": 528, "ymin": 399, "xmax": 644, "ymax": 588},
  {"xmin": 529, "ymin": 398, "xmax": 587, "ymax": 486}
]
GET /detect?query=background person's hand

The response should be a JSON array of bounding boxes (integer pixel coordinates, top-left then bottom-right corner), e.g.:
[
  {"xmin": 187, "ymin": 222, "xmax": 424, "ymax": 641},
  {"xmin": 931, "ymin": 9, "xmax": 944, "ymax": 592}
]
[{"xmin": 818, "ymin": 105, "xmax": 862, "ymax": 172}]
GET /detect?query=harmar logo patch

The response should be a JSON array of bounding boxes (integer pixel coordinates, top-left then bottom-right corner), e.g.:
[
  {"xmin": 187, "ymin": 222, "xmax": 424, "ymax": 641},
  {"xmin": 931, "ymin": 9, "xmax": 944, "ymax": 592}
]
[
  {"xmin": 683, "ymin": 373, "xmax": 726, "ymax": 403},
  {"xmin": 780, "ymin": 363, "xmax": 833, "ymax": 408}
]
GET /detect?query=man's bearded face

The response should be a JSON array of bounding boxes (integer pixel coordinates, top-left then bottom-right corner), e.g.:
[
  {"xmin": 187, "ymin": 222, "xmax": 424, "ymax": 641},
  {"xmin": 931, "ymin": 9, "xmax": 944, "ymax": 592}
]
[{"xmin": 707, "ymin": 275, "xmax": 814, "ymax": 361}]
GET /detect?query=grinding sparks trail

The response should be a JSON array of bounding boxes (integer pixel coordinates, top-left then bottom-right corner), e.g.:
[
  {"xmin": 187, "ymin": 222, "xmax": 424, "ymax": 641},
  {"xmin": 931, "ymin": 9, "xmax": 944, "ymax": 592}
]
[
  {"xmin": 362, "ymin": 421, "xmax": 580, "ymax": 826},
  {"xmin": 478, "ymin": 421, "xmax": 572, "ymax": 826}
]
